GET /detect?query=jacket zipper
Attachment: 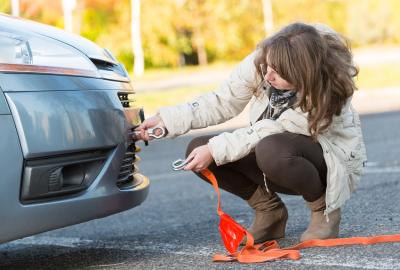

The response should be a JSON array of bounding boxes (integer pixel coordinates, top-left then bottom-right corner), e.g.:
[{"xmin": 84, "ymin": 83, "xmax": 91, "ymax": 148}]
[
  {"xmin": 318, "ymin": 135, "xmax": 333, "ymax": 222},
  {"xmin": 262, "ymin": 173, "xmax": 270, "ymax": 193}
]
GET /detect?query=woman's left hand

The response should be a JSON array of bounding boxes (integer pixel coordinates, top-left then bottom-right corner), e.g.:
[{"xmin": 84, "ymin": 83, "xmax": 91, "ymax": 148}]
[{"xmin": 184, "ymin": 145, "xmax": 214, "ymax": 172}]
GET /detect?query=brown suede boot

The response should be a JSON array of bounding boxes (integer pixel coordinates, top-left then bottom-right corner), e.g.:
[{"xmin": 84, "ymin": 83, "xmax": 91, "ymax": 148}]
[
  {"xmin": 244, "ymin": 186, "xmax": 288, "ymax": 244},
  {"xmin": 300, "ymin": 193, "xmax": 341, "ymax": 242}
]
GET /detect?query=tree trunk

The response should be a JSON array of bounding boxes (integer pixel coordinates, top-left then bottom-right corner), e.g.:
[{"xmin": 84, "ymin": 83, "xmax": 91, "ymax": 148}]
[
  {"xmin": 188, "ymin": 0, "xmax": 208, "ymax": 66},
  {"xmin": 131, "ymin": 0, "xmax": 144, "ymax": 76},
  {"xmin": 62, "ymin": 0, "xmax": 76, "ymax": 32},
  {"xmin": 262, "ymin": 0, "xmax": 274, "ymax": 36},
  {"xmin": 73, "ymin": 0, "xmax": 85, "ymax": 34},
  {"xmin": 11, "ymin": 0, "xmax": 19, "ymax": 17},
  {"xmin": 194, "ymin": 32, "xmax": 208, "ymax": 66}
]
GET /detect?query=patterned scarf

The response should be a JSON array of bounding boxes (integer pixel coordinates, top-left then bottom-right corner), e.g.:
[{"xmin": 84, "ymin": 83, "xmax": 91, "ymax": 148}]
[{"xmin": 261, "ymin": 86, "xmax": 297, "ymax": 120}]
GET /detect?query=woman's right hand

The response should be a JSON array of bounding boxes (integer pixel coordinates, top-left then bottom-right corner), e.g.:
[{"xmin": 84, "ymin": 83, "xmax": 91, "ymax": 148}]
[{"xmin": 134, "ymin": 114, "xmax": 167, "ymax": 141}]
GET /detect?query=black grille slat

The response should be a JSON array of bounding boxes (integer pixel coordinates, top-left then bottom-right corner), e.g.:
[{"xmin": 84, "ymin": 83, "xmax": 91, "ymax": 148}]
[
  {"xmin": 119, "ymin": 167, "xmax": 132, "ymax": 176},
  {"xmin": 122, "ymin": 157, "xmax": 134, "ymax": 164},
  {"xmin": 118, "ymin": 172, "xmax": 132, "ymax": 180},
  {"xmin": 120, "ymin": 100, "xmax": 135, "ymax": 104},
  {"xmin": 118, "ymin": 152, "xmax": 135, "ymax": 179},
  {"xmin": 116, "ymin": 91, "xmax": 140, "ymax": 188},
  {"xmin": 120, "ymin": 163, "xmax": 132, "ymax": 170},
  {"xmin": 124, "ymin": 152, "xmax": 134, "ymax": 157},
  {"xmin": 118, "ymin": 92, "xmax": 135, "ymax": 108},
  {"xmin": 118, "ymin": 173, "xmax": 133, "ymax": 183}
]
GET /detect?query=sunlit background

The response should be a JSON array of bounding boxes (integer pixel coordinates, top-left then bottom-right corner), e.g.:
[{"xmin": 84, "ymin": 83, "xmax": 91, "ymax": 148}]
[{"xmin": 1, "ymin": 0, "xmax": 400, "ymax": 114}]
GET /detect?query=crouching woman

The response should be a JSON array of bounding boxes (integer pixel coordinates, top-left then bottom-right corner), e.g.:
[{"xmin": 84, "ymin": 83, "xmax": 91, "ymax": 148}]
[{"xmin": 135, "ymin": 22, "xmax": 367, "ymax": 243}]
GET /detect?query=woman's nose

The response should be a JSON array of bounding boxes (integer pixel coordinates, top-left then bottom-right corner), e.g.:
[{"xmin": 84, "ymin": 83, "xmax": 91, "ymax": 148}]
[{"xmin": 266, "ymin": 70, "xmax": 274, "ymax": 82}]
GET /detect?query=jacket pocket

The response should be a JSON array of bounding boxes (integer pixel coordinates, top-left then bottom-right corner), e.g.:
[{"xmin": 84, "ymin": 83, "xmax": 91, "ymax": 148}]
[{"xmin": 331, "ymin": 139, "xmax": 363, "ymax": 173}]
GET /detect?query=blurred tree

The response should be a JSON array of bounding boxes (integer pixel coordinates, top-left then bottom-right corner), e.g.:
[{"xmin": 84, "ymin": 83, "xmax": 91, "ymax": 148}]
[
  {"xmin": 80, "ymin": 0, "xmax": 121, "ymax": 41},
  {"xmin": 131, "ymin": 0, "xmax": 144, "ymax": 76},
  {"xmin": 18, "ymin": 0, "xmax": 64, "ymax": 28},
  {"xmin": 62, "ymin": 0, "xmax": 77, "ymax": 32},
  {"xmin": 272, "ymin": 0, "xmax": 347, "ymax": 34},
  {"xmin": 212, "ymin": 0, "xmax": 264, "ymax": 59},
  {"xmin": 141, "ymin": 0, "xmax": 183, "ymax": 67},
  {"xmin": 1, "ymin": 0, "xmax": 400, "ymax": 71},
  {"xmin": 73, "ymin": 0, "xmax": 85, "ymax": 34},
  {"xmin": 178, "ymin": 0, "xmax": 214, "ymax": 65},
  {"xmin": 262, "ymin": 0, "xmax": 274, "ymax": 36},
  {"xmin": 1, "ymin": 1, "xmax": 10, "ymax": 13},
  {"xmin": 11, "ymin": 0, "xmax": 19, "ymax": 16},
  {"xmin": 347, "ymin": 0, "xmax": 400, "ymax": 46}
]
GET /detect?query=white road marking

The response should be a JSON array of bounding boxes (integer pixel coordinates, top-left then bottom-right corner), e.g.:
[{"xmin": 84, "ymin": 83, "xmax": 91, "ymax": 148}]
[
  {"xmin": 146, "ymin": 171, "xmax": 192, "ymax": 181},
  {"xmin": 364, "ymin": 161, "xmax": 380, "ymax": 167},
  {"xmin": 9, "ymin": 236, "xmax": 93, "ymax": 248},
  {"xmin": 89, "ymin": 262, "xmax": 127, "ymax": 268},
  {"xmin": 364, "ymin": 167, "xmax": 400, "ymax": 174},
  {"xmin": 289, "ymin": 253, "xmax": 400, "ymax": 270}
]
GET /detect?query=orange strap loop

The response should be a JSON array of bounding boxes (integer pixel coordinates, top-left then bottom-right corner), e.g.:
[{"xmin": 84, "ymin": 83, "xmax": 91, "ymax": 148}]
[{"xmin": 200, "ymin": 168, "xmax": 400, "ymax": 263}]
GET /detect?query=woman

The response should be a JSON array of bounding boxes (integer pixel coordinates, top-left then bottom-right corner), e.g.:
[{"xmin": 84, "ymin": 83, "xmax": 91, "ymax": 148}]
[{"xmin": 135, "ymin": 22, "xmax": 367, "ymax": 243}]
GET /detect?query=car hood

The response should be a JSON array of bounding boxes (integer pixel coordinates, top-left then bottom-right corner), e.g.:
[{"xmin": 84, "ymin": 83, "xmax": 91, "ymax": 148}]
[{"xmin": 0, "ymin": 13, "xmax": 116, "ymax": 65}]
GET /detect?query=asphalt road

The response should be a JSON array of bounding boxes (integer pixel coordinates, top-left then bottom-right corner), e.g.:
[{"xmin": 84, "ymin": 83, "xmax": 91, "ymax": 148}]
[{"xmin": 1, "ymin": 110, "xmax": 400, "ymax": 270}]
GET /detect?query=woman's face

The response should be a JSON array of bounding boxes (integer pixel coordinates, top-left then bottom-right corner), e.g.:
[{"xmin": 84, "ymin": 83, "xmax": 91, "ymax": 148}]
[
  {"xmin": 264, "ymin": 65, "xmax": 295, "ymax": 90},
  {"xmin": 263, "ymin": 52, "xmax": 295, "ymax": 90}
]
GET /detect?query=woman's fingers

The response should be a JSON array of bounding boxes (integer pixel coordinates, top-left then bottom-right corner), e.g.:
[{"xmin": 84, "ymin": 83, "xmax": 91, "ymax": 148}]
[
  {"xmin": 183, "ymin": 145, "xmax": 213, "ymax": 172},
  {"xmin": 140, "ymin": 128, "xmax": 148, "ymax": 141},
  {"xmin": 134, "ymin": 121, "xmax": 152, "ymax": 141},
  {"xmin": 185, "ymin": 152, "xmax": 195, "ymax": 163},
  {"xmin": 134, "ymin": 114, "xmax": 165, "ymax": 142},
  {"xmin": 183, "ymin": 161, "xmax": 195, "ymax": 171},
  {"xmin": 184, "ymin": 152, "xmax": 198, "ymax": 171},
  {"xmin": 184, "ymin": 155, "xmax": 205, "ymax": 172},
  {"xmin": 136, "ymin": 119, "xmax": 151, "ymax": 132},
  {"xmin": 133, "ymin": 128, "xmax": 150, "ymax": 142}
]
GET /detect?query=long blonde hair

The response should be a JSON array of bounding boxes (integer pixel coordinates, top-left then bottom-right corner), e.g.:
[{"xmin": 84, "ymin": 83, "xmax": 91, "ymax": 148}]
[{"xmin": 254, "ymin": 22, "xmax": 358, "ymax": 139}]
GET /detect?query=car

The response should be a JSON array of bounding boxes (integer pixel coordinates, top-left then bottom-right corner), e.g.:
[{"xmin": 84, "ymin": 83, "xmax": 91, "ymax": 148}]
[{"xmin": 0, "ymin": 13, "xmax": 149, "ymax": 244}]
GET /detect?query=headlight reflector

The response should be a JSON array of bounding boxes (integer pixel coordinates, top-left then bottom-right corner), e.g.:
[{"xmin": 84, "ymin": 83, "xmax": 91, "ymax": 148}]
[{"xmin": 0, "ymin": 30, "xmax": 99, "ymax": 77}]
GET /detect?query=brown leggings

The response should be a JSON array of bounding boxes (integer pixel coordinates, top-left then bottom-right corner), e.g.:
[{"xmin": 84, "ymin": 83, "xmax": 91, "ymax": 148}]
[{"xmin": 186, "ymin": 132, "xmax": 327, "ymax": 202}]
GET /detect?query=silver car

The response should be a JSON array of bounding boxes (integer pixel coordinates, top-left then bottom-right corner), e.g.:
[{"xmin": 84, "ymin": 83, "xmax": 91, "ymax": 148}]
[{"xmin": 0, "ymin": 13, "xmax": 149, "ymax": 244}]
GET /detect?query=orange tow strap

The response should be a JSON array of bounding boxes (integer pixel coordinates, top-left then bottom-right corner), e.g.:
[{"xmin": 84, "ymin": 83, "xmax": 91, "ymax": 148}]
[{"xmin": 200, "ymin": 168, "xmax": 400, "ymax": 263}]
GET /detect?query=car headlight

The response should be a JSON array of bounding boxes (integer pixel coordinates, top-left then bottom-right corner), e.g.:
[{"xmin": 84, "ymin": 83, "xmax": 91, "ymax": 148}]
[{"xmin": 0, "ymin": 30, "xmax": 100, "ymax": 77}]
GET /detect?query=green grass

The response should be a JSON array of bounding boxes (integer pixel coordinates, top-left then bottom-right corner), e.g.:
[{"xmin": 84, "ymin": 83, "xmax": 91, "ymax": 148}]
[
  {"xmin": 133, "ymin": 61, "xmax": 400, "ymax": 115},
  {"xmin": 134, "ymin": 84, "xmax": 217, "ymax": 115},
  {"xmin": 356, "ymin": 62, "xmax": 400, "ymax": 90},
  {"xmin": 130, "ymin": 62, "xmax": 235, "ymax": 83}
]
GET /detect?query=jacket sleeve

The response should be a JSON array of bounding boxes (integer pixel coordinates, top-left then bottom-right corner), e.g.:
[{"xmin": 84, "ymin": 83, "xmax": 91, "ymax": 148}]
[
  {"xmin": 207, "ymin": 107, "xmax": 310, "ymax": 166},
  {"xmin": 158, "ymin": 51, "xmax": 259, "ymax": 138},
  {"xmin": 207, "ymin": 119, "xmax": 285, "ymax": 166},
  {"xmin": 276, "ymin": 107, "xmax": 310, "ymax": 136}
]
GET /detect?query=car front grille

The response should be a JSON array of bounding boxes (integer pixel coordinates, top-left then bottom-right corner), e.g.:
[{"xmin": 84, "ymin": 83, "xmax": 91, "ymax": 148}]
[
  {"xmin": 116, "ymin": 91, "xmax": 143, "ymax": 190},
  {"xmin": 117, "ymin": 91, "xmax": 135, "ymax": 108},
  {"xmin": 117, "ymin": 145, "xmax": 137, "ymax": 189}
]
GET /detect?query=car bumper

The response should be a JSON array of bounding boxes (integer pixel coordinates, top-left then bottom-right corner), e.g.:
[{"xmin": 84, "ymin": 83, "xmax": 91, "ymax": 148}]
[{"xmin": 0, "ymin": 74, "xmax": 149, "ymax": 243}]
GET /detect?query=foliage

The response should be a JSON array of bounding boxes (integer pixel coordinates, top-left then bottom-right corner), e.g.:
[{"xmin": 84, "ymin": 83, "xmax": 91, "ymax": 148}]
[
  {"xmin": 0, "ymin": 1, "xmax": 11, "ymax": 13},
  {"xmin": 272, "ymin": 0, "xmax": 347, "ymax": 34},
  {"xmin": 1, "ymin": 0, "xmax": 400, "ymax": 70},
  {"xmin": 135, "ymin": 83, "xmax": 217, "ymax": 115},
  {"xmin": 356, "ymin": 61, "xmax": 400, "ymax": 90},
  {"xmin": 347, "ymin": 0, "xmax": 400, "ymax": 46}
]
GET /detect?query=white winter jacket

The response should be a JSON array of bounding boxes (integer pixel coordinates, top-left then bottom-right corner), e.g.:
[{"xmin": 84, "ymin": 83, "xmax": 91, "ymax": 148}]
[{"xmin": 158, "ymin": 51, "xmax": 367, "ymax": 216}]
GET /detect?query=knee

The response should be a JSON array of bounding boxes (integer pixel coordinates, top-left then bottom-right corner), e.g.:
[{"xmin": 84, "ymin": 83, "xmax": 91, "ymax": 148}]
[
  {"xmin": 255, "ymin": 133, "xmax": 294, "ymax": 160},
  {"xmin": 255, "ymin": 133, "xmax": 297, "ymax": 174}
]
